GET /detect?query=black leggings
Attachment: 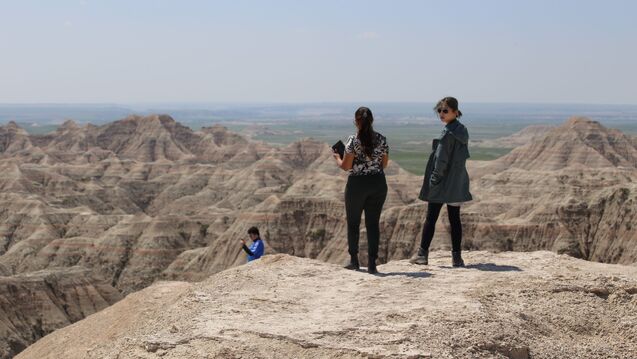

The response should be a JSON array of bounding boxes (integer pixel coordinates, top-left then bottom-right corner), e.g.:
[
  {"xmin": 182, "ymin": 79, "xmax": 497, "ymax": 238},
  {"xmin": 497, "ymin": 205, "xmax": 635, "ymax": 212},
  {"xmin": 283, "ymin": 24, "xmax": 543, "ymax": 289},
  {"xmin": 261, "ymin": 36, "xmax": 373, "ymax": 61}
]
[
  {"xmin": 345, "ymin": 174, "xmax": 388, "ymax": 260},
  {"xmin": 419, "ymin": 202, "xmax": 462, "ymax": 252}
]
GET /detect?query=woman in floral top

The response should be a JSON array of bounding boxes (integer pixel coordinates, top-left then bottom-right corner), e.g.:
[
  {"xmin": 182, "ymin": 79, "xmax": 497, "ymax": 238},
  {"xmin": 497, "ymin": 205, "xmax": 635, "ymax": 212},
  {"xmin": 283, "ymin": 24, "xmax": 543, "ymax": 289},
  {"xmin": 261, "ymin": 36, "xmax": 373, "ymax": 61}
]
[{"xmin": 332, "ymin": 107, "xmax": 389, "ymax": 274}]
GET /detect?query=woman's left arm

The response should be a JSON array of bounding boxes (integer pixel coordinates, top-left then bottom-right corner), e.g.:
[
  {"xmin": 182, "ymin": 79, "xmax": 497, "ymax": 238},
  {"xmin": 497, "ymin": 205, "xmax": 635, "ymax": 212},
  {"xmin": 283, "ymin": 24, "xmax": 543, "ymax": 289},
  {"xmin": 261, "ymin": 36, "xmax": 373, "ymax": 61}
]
[{"xmin": 430, "ymin": 134, "xmax": 453, "ymax": 185}]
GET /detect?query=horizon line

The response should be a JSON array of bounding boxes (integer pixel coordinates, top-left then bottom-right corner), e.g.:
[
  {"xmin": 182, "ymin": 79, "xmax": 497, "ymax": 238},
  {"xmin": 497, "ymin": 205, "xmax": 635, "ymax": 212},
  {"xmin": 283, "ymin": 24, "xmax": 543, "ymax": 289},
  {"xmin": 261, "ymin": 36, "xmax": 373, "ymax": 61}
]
[{"xmin": 1, "ymin": 101, "xmax": 637, "ymax": 107}]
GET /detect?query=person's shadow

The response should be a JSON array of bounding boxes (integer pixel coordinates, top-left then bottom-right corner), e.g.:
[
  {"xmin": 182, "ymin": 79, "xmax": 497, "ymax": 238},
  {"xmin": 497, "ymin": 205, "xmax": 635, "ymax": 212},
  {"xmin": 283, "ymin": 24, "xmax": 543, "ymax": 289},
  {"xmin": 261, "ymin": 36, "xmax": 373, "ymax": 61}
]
[
  {"xmin": 437, "ymin": 263, "xmax": 522, "ymax": 272},
  {"xmin": 374, "ymin": 271, "xmax": 433, "ymax": 278},
  {"xmin": 358, "ymin": 262, "xmax": 521, "ymax": 277}
]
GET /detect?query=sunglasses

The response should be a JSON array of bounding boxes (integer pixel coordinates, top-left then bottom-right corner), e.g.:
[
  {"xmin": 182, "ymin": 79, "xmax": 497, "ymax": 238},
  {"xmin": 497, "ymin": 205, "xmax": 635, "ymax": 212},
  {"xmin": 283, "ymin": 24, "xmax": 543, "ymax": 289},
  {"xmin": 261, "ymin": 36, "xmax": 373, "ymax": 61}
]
[{"xmin": 437, "ymin": 108, "xmax": 450, "ymax": 114}]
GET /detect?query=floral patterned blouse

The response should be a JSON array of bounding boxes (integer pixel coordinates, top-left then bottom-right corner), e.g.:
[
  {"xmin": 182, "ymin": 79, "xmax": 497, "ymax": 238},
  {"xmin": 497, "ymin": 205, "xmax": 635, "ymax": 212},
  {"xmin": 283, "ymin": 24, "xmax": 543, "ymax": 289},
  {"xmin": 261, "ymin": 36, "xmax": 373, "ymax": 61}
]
[{"xmin": 344, "ymin": 132, "xmax": 389, "ymax": 176}]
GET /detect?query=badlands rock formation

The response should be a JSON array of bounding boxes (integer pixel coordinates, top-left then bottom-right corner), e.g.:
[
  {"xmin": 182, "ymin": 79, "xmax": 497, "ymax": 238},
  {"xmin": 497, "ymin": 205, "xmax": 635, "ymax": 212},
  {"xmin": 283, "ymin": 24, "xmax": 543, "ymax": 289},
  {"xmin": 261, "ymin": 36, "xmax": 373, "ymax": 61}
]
[
  {"xmin": 0, "ymin": 114, "xmax": 420, "ymax": 356},
  {"xmin": 0, "ymin": 267, "xmax": 121, "ymax": 358},
  {"xmin": 0, "ymin": 114, "xmax": 421, "ymax": 294},
  {"xmin": 459, "ymin": 117, "xmax": 637, "ymax": 263},
  {"xmin": 491, "ymin": 117, "xmax": 637, "ymax": 170},
  {"xmin": 17, "ymin": 252, "xmax": 637, "ymax": 359},
  {"xmin": 471, "ymin": 125, "xmax": 555, "ymax": 148},
  {"xmin": 2, "ymin": 114, "xmax": 637, "ymax": 356}
]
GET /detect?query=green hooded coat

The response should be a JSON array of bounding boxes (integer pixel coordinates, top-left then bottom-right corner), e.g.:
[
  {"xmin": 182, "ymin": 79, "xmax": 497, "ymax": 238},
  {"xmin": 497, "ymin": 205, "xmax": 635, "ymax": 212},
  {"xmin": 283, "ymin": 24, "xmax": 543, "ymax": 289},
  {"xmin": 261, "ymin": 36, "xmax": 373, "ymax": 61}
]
[{"xmin": 419, "ymin": 119, "xmax": 473, "ymax": 203}]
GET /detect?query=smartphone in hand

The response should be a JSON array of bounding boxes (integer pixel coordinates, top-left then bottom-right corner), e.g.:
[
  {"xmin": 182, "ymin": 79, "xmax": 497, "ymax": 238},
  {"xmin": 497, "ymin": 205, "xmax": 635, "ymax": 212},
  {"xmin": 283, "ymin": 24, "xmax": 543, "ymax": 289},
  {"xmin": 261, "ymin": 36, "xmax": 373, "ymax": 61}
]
[{"xmin": 332, "ymin": 140, "xmax": 345, "ymax": 159}]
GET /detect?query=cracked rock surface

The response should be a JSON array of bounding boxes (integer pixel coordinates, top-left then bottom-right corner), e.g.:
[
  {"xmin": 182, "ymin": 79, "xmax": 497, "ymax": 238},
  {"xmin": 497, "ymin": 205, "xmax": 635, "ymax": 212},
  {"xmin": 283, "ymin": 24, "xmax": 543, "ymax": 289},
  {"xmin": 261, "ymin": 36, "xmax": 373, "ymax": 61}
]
[{"xmin": 18, "ymin": 252, "xmax": 637, "ymax": 359}]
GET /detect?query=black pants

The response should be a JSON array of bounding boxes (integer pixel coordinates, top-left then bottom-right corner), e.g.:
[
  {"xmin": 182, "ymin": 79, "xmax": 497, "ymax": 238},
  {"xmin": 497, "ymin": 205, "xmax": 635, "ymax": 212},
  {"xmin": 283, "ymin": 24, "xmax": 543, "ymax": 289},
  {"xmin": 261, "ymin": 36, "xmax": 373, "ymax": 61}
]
[
  {"xmin": 419, "ymin": 202, "xmax": 462, "ymax": 252},
  {"xmin": 345, "ymin": 173, "xmax": 388, "ymax": 260}
]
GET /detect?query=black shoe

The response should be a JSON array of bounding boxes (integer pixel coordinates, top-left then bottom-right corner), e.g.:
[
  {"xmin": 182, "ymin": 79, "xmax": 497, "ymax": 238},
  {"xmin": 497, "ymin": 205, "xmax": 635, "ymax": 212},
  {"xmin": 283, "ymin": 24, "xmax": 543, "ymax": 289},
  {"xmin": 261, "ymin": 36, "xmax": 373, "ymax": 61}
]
[
  {"xmin": 409, "ymin": 247, "xmax": 429, "ymax": 265},
  {"xmin": 344, "ymin": 255, "xmax": 360, "ymax": 270},
  {"xmin": 367, "ymin": 257, "xmax": 378, "ymax": 274},
  {"xmin": 452, "ymin": 251, "xmax": 465, "ymax": 267}
]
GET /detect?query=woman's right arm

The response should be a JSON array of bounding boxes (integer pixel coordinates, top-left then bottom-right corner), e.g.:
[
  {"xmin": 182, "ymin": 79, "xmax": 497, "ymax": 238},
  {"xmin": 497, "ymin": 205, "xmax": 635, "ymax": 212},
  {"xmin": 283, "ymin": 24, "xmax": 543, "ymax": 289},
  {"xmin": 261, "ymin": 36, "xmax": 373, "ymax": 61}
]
[
  {"xmin": 334, "ymin": 136, "xmax": 355, "ymax": 171},
  {"xmin": 334, "ymin": 152, "xmax": 354, "ymax": 171},
  {"xmin": 382, "ymin": 153, "xmax": 389, "ymax": 169}
]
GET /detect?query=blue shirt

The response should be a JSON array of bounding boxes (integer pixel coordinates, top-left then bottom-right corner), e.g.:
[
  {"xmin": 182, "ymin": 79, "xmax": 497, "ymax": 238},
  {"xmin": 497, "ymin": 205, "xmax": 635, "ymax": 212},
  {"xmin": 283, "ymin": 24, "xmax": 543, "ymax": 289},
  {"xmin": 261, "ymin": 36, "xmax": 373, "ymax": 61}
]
[{"xmin": 246, "ymin": 238, "xmax": 265, "ymax": 262}]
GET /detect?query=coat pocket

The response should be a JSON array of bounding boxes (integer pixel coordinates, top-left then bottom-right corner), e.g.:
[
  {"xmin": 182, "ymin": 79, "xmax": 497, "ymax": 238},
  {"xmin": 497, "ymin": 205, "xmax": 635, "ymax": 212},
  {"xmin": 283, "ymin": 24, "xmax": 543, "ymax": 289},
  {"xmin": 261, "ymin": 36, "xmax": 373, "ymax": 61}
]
[{"xmin": 429, "ymin": 180, "xmax": 443, "ymax": 198}]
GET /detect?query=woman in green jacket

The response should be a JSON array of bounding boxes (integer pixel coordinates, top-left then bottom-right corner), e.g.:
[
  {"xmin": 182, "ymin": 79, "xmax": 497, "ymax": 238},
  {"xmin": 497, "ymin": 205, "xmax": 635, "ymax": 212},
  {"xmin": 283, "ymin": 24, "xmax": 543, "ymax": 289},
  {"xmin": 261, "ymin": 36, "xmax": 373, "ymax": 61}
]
[{"xmin": 410, "ymin": 97, "xmax": 472, "ymax": 267}]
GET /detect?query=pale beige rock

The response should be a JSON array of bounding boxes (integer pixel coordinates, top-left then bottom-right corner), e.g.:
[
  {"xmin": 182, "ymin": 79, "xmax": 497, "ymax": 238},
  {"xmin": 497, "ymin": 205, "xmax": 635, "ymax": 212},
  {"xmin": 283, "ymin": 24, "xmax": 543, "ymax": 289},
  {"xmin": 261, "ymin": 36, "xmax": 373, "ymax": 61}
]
[
  {"xmin": 17, "ymin": 252, "xmax": 637, "ymax": 359},
  {"xmin": 490, "ymin": 117, "xmax": 637, "ymax": 170},
  {"xmin": 472, "ymin": 124, "xmax": 555, "ymax": 148}
]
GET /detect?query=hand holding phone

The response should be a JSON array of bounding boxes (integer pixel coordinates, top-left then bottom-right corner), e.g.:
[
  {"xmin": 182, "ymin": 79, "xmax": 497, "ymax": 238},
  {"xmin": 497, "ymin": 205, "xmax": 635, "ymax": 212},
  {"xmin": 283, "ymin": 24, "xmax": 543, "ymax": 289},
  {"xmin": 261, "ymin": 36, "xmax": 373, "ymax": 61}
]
[{"xmin": 332, "ymin": 140, "xmax": 345, "ymax": 160}]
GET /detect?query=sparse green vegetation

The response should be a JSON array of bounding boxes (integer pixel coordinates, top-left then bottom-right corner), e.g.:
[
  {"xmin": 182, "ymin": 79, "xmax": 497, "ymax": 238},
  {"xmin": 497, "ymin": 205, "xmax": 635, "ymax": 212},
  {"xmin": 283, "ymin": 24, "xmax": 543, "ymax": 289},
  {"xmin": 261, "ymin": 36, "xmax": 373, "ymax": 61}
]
[
  {"xmin": 389, "ymin": 149, "xmax": 428, "ymax": 175},
  {"xmin": 224, "ymin": 121, "xmax": 515, "ymax": 175},
  {"xmin": 469, "ymin": 147, "xmax": 513, "ymax": 161}
]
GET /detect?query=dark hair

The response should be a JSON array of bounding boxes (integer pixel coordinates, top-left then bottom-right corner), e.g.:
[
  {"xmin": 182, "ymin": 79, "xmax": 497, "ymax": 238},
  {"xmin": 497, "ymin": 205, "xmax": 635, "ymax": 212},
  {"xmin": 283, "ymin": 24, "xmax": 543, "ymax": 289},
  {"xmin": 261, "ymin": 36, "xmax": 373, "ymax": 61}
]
[
  {"xmin": 247, "ymin": 226, "xmax": 260, "ymax": 236},
  {"xmin": 354, "ymin": 106, "xmax": 376, "ymax": 158},
  {"xmin": 434, "ymin": 97, "xmax": 463, "ymax": 118}
]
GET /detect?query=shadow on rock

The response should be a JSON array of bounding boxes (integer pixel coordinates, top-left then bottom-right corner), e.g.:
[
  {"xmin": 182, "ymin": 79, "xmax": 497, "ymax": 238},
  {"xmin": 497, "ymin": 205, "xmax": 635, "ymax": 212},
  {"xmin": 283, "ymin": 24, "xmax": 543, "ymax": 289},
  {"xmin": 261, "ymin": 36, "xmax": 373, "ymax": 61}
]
[
  {"xmin": 465, "ymin": 263, "xmax": 523, "ymax": 272},
  {"xmin": 375, "ymin": 271, "xmax": 433, "ymax": 278}
]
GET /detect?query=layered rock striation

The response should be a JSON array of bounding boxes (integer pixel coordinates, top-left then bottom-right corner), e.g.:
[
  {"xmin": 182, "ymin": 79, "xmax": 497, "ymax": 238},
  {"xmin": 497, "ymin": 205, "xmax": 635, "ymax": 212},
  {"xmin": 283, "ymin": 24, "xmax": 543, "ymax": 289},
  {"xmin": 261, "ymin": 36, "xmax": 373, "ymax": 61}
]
[
  {"xmin": 2, "ymin": 115, "xmax": 637, "ymax": 356},
  {"xmin": 0, "ymin": 268, "xmax": 121, "ymax": 358}
]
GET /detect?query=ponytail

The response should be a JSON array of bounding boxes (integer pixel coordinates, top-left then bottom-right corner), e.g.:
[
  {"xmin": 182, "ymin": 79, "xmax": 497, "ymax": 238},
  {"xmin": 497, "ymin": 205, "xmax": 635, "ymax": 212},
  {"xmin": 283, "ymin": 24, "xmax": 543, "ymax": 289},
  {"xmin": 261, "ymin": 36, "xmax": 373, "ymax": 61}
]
[{"xmin": 355, "ymin": 107, "xmax": 376, "ymax": 158}]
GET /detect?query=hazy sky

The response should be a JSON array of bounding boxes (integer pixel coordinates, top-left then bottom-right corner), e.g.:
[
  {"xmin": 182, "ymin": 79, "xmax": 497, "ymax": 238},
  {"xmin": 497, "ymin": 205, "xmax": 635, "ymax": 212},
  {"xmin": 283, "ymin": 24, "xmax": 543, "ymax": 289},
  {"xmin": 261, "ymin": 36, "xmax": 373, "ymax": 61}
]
[{"xmin": 1, "ymin": 1, "xmax": 636, "ymax": 104}]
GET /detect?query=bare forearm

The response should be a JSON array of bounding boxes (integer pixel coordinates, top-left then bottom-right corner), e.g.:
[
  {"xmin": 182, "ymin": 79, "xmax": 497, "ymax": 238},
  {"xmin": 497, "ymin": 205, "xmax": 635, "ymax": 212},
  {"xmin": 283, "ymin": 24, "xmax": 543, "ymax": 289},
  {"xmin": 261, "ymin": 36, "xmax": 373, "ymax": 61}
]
[{"xmin": 337, "ymin": 159, "xmax": 349, "ymax": 171}]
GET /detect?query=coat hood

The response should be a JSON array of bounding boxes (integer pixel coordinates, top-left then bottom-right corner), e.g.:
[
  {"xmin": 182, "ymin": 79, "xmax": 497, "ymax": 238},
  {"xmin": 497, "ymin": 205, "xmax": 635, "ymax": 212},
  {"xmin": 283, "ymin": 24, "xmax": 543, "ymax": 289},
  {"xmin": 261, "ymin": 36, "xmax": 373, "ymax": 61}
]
[{"xmin": 444, "ymin": 120, "xmax": 469, "ymax": 145}]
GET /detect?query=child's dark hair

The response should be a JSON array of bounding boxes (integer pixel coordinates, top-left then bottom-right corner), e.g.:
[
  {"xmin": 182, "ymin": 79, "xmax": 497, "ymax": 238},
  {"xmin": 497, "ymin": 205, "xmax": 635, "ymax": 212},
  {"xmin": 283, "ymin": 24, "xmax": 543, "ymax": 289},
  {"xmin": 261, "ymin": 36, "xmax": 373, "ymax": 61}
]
[
  {"xmin": 355, "ymin": 106, "xmax": 376, "ymax": 158},
  {"xmin": 247, "ymin": 226, "xmax": 260, "ymax": 236},
  {"xmin": 434, "ymin": 97, "xmax": 463, "ymax": 118}
]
